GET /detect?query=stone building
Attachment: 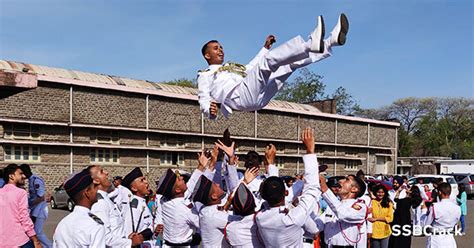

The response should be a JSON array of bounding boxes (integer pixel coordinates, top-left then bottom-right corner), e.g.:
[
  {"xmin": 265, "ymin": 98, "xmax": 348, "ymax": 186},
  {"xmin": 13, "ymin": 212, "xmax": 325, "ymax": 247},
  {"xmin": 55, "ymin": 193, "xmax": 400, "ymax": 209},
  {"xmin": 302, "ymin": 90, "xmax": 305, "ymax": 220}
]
[{"xmin": 0, "ymin": 60, "xmax": 399, "ymax": 192}]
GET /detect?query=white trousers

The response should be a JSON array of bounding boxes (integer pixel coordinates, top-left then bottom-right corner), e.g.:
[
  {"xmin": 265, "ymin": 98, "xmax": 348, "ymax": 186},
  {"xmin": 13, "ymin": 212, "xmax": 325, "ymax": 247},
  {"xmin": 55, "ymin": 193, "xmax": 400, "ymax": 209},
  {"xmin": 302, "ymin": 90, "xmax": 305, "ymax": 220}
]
[
  {"xmin": 426, "ymin": 234, "xmax": 457, "ymax": 248},
  {"xmin": 229, "ymin": 35, "xmax": 333, "ymax": 111}
]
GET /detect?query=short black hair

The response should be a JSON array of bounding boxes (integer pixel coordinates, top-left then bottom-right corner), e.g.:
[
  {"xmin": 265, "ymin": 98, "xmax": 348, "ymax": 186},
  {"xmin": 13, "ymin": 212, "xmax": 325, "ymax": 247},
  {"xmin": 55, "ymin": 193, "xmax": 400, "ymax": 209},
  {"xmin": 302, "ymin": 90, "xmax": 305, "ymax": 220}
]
[
  {"xmin": 19, "ymin": 164, "xmax": 32, "ymax": 178},
  {"xmin": 244, "ymin": 151, "xmax": 261, "ymax": 169},
  {"xmin": 201, "ymin": 40, "xmax": 219, "ymax": 57},
  {"xmin": 438, "ymin": 182, "xmax": 451, "ymax": 196},
  {"xmin": 260, "ymin": 176, "xmax": 285, "ymax": 206},
  {"xmin": 3, "ymin": 164, "xmax": 20, "ymax": 182}
]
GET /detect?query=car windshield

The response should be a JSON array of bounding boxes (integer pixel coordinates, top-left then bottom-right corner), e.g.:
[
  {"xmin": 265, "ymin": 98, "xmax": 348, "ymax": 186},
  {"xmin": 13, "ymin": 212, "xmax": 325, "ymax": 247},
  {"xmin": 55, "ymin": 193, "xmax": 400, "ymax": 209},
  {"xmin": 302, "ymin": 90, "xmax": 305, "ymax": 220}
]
[
  {"xmin": 454, "ymin": 175, "xmax": 467, "ymax": 182},
  {"xmin": 447, "ymin": 177, "xmax": 456, "ymax": 184}
]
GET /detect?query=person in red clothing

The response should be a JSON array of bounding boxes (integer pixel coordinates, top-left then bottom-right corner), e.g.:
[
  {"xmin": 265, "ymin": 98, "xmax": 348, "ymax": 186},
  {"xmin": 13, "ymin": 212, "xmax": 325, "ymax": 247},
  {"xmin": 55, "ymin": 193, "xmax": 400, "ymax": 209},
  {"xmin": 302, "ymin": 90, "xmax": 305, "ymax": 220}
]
[{"xmin": 0, "ymin": 164, "xmax": 42, "ymax": 248}]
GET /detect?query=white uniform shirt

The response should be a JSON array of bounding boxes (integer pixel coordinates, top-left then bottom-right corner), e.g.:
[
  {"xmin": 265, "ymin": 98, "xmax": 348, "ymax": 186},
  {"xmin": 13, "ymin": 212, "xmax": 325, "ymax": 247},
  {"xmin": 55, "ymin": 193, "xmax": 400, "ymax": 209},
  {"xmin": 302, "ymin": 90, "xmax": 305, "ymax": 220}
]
[
  {"xmin": 110, "ymin": 184, "xmax": 133, "ymax": 215},
  {"xmin": 28, "ymin": 175, "xmax": 47, "ymax": 218},
  {"xmin": 91, "ymin": 190, "xmax": 131, "ymax": 247},
  {"xmin": 199, "ymin": 205, "xmax": 237, "ymax": 248},
  {"xmin": 421, "ymin": 198, "xmax": 461, "ymax": 248},
  {"xmin": 255, "ymin": 154, "xmax": 320, "ymax": 248},
  {"xmin": 161, "ymin": 197, "xmax": 200, "ymax": 244},
  {"xmin": 318, "ymin": 190, "xmax": 368, "ymax": 247},
  {"xmin": 122, "ymin": 195, "xmax": 154, "ymax": 238},
  {"xmin": 53, "ymin": 206, "xmax": 106, "ymax": 247},
  {"xmin": 225, "ymin": 214, "xmax": 263, "ymax": 248},
  {"xmin": 197, "ymin": 47, "xmax": 269, "ymax": 118}
]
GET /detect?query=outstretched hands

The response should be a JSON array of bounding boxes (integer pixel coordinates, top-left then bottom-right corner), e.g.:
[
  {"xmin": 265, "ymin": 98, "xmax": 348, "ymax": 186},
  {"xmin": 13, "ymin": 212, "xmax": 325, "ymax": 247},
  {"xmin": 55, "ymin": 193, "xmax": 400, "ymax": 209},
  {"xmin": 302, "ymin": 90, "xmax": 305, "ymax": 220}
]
[
  {"xmin": 244, "ymin": 167, "xmax": 259, "ymax": 184},
  {"xmin": 264, "ymin": 35, "xmax": 276, "ymax": 49},
  {"xmin": 264, "ymin": 144, "xmax": 276, "ymax": 166},
  {"xmin": 215, "ymin": 139, "xmax": 235, "ymax": 158},
  {"xmin": 301, "ymin": 127, "xmax": 315, "ymax": 154}
]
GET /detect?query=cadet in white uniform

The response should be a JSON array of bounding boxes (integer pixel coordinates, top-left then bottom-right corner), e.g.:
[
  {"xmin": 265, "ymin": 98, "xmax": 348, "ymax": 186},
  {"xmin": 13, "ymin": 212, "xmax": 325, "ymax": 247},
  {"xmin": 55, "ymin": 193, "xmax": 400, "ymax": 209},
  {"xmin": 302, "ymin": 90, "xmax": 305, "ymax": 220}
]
[
  {"xmin": 224, "ymin": 183, "xmax": 263, "ymax": 248},
  {"xmin": 156, "ymin": 168, "xmax": 202, "ymax": 247},
  {"xmin": 315, "ymin": 174, "xmax": 368, "ymax": 248},
  {"xmin": 122, "ymin": 167, "xmax": 158, "ymax": 247},
  {"xmin": 421, "ymin": 182, "xmax": 461, "ymax": 248},
  {"xmin": 198, "ymin": 14, "xmax": 349, "ymax": 119},
  {"xmin": 255, "ymin": 127, "xmax": 320, "ymax": 247},
  {"xmin": 89, "ymin": 165, "xmax": 143, "ymax": 247},
  {"xmin": 193, "ymin": 174, "xmax": 237, "ymax": 248},
  {"xmin": 109, "ymin": 177, "xmax": 134, "ymax": 217},
  {"xmin": 53, "ymin": 169, "xmax": 106, "ymax": 247},
  {"xmin": 20, "ymin": 164, "xmax": 52, "ymax": 248}
]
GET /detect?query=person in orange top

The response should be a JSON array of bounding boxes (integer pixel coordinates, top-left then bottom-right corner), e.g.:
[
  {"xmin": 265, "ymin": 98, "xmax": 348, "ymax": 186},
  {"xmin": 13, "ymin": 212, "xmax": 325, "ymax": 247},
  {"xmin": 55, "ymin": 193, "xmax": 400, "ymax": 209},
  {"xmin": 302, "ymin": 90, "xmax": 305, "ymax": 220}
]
[{"xmin": 369, "ymin": 184, "xmax": 394, "ymax": 248}]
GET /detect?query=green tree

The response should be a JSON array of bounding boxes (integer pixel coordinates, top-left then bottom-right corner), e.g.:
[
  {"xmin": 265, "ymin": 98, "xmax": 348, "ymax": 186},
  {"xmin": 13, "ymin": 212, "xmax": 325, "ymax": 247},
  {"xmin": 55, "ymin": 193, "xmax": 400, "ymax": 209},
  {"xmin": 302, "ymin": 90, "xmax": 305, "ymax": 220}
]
[
  {"xmin": 161, "ymin": 78, "xmax": 197, "ymax": 88},
  {"xmin": 275, "ymin": 68, "xmax": 358, "ymax": 114},
  {"xmin": 275, "ymin": 68, "xmax": 326, "ymax": 103}
]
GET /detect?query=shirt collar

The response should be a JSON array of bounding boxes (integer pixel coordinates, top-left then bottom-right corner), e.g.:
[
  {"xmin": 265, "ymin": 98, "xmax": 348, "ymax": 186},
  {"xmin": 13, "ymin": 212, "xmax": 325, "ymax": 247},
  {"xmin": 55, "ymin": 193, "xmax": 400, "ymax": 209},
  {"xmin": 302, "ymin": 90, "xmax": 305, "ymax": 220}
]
[
  {"xmin": 208, "ymin": 64, "xmax": 221, "ymax": 71},
  {"xmin": 74, "ymin": 205, "xmax": 91, "ymax": 213}
]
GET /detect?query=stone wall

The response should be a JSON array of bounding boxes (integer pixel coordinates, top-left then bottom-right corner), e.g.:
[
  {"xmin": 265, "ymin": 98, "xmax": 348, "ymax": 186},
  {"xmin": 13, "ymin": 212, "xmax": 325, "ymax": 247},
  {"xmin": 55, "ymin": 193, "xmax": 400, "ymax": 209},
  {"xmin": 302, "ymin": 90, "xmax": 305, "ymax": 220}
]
[
  {"xmin": 0, "ymin": 82, "xmax": 69, "ymax": 122},
  {"xmin": 73, "ymin": 86, "xmax": 146, "ymax": 128}
]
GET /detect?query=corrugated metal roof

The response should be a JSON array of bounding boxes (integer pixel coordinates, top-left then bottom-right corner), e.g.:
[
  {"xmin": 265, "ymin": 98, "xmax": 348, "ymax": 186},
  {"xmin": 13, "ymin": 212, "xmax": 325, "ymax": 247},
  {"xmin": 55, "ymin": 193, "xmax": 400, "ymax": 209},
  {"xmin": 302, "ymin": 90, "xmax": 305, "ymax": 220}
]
[{"xmin": 0, "ymin": 59, "xmax": 320, "ymax": 112}]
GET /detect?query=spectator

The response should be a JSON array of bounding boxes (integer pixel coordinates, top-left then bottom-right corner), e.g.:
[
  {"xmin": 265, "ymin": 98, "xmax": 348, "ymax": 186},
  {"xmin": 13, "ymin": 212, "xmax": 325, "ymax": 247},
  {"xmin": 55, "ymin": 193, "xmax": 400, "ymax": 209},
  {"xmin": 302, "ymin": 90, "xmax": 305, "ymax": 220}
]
[
  {"xmin": 0, "ymin": 168, "xmax": 5, "ymax": 188},
  {"xmin": 369, "ymin": 184, "xmax": 393, "ymax": 248},
  {"xmin": 388, "ymin": 183, "xmax": 423, "ymax": 248},
  {"xmin": 456, "ymin": 183, "xmax": 467, "ymax": 235},
  {"xmin": 0, "ymin": 164, "xmax": 41, "ymax": 248},
  {"xmin": 424, "ymin": 185, "xmax": 432, "ymax": 202}
]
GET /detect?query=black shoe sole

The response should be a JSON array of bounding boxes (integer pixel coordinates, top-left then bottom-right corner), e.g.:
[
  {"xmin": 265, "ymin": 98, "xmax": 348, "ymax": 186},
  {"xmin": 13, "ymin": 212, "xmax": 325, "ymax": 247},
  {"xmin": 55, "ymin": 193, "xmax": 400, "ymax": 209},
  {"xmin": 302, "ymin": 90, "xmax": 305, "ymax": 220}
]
[
  {"xmin": 319, "ymin": 16, "xmax": 325, "ymax": 53},
  {"xmin": 338, "ymin": 13, "xmax": 349, "ymax": 45}
]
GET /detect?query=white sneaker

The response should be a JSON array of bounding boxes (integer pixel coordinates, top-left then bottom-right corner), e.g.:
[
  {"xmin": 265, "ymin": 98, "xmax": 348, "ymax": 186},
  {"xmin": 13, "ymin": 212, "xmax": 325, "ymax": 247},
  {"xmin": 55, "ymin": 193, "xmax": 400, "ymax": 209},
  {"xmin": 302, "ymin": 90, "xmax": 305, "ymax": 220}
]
[
  {"xmin": 310, "ymin": 15, "xmax": 325, "ymax": 53},
  {"xmin": 330, "ymin": 13, "xmax": 349, "ymax": 46}
]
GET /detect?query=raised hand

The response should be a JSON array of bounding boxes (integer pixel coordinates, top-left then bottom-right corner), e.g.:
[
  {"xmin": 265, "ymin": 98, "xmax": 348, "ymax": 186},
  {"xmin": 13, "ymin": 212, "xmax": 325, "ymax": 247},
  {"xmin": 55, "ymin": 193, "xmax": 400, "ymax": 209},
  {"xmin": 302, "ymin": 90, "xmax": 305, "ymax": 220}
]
[
  {"xmin": 264, "ymin": 35, "xmax": 276, "ymax": 49},
  {"xmin": 215, "ymin": 140, "xmax": 235, "ymax": 158},
  {"xmin": 244, "ymin": 167, "xmax": 259, "ymax": 184},
  {"xmin": 197, "ymin": 150, "xmax": 209, "ymax": 171},
  {"xmin": 301, "ymin": 127, "xmax": 315, "ymax": 154},
  {"xmin": 208, "ymin": 144, "xmax": 219, "ymax": 171},
  {"xmin": 264, "ymin": 144, "xmax": 276, "ymax": 166}
]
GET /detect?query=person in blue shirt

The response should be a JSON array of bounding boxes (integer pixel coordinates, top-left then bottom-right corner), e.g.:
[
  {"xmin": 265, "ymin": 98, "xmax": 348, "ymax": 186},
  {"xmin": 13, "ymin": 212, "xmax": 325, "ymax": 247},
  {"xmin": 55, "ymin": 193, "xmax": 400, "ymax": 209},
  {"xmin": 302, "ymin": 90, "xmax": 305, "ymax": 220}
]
[{"xmin": 457, "ymin": 183, "xmax": 467, "ymax": 235}]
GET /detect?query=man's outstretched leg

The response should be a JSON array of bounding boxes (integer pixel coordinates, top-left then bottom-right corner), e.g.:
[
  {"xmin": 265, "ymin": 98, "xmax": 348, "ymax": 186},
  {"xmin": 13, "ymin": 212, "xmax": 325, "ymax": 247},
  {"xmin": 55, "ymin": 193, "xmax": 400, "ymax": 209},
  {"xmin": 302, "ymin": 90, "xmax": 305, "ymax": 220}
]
[
  {"xmin": 257, "ymin": 13, "xmax": 349, "ymax": 108},
  {"xmin": 234, "ymin": 16, "xmax": 326, "ymax": 110}
]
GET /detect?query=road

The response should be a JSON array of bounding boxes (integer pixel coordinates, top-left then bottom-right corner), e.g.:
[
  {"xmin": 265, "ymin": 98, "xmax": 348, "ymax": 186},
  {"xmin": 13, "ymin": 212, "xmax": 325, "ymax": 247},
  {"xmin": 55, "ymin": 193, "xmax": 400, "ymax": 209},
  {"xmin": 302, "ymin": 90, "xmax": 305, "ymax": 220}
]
[{"xmin": 45, "ymin": 200, "xmax": 473, "ymax": 247}]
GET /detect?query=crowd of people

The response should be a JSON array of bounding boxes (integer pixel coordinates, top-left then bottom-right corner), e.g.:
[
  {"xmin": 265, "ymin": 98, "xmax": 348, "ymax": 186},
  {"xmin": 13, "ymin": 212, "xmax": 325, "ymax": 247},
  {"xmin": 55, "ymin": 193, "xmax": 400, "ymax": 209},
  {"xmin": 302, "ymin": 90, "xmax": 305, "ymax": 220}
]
[{"xmin": 0, "ymin": 128, "xmax": 468, "ymax": 248}]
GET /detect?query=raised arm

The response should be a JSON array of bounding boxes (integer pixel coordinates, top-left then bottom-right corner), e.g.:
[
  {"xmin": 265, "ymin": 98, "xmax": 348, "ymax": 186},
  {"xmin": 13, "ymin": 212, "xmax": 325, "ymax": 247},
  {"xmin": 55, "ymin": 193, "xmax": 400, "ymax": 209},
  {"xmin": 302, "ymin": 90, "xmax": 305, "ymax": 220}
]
[
  {"xmin": 245, "ymin": 35, "xmax": 275, "ymax": 71},
  {"xmin": 285, "ymin": 127, "xmax": 320, "ymax": 227}
]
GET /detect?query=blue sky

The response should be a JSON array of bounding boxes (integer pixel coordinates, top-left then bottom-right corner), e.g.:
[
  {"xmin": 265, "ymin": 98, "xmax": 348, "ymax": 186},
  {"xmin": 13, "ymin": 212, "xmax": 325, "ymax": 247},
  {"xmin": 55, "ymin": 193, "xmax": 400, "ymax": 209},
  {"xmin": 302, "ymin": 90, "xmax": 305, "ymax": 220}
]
[{"xmin": 0, "ymin": 0, "xmax": 472, "ymax": 108}]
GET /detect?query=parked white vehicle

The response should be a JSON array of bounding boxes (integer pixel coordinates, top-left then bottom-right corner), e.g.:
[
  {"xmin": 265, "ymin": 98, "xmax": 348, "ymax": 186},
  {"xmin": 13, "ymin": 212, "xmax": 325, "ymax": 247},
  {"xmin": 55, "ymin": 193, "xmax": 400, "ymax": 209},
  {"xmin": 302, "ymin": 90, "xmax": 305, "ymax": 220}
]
[{"xmin": 408, "ymin": 174, "xmax": 459, "ymax": 201}]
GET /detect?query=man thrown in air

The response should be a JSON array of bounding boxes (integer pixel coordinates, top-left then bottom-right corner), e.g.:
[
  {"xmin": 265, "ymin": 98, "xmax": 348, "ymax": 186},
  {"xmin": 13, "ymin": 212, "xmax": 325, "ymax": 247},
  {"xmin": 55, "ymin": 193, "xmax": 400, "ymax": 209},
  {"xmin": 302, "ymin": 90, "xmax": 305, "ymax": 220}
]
[{"xmin": 198, "ymin": 14, "xmax": 349, "ymax": 119}]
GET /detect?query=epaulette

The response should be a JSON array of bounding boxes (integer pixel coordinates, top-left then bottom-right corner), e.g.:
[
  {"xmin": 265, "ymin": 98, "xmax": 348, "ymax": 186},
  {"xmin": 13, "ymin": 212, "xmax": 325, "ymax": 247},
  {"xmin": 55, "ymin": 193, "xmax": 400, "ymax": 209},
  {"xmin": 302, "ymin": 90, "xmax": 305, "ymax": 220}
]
[
  {"xmin": 198, "ymin": 69, "xmax": 211, "ymax": 73},
  {"xmin": 97, "ymin": 194, "xmax": 104, "ymax": 200},
  {"xmin": 88, "ymin": 213, "xmax": 104, "ymax": 225},
  {"xmin": 351, "ymin": 202, "xmax": 362, "ymax": 210}
]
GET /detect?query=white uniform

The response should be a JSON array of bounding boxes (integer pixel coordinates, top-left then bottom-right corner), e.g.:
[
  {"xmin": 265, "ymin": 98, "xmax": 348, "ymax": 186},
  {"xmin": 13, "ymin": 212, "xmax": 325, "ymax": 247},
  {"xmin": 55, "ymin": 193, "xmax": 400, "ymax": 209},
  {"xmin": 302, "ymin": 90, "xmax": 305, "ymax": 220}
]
[
  {"xmin": 421, "ymin": 199, "xmax": 461, "ymax": 248},
  {"xmin": 199, "ymin": 205, "xmax": 237, "ymax": 247},
  {"xmin": 161, "ymin": 197, "xmax": 200, "ymax": 246},
  {"xmin": 198, "ymin": 37, "xmax": 334, "ymax": 118},
  {"xmin": 91, "ymin": 190, "xmax": 132, "ymax": 247},
  {"xmin": 110, "ymin": 184, "xmax": 133, "ymax": 216},
  {"xmin": 53, "ymin": 206, "xmax": 106, "ymax": 247},
  {"xmin": 316, "ymin": 190, "xmax": 368, "ymax": 247},
  {"xmin": 28, "ymin": 174, "xmax": 52, "ymax": 248},
  {"xmin": 255, "ymin": 154, "xmax": 320, "ymax": 247},
  {"xmin": 122, "ymin": 195, "xmax": 155, "ymax": 245},
  {"xmin": 225, "ymin": 214, "xmax": 263, "ymax": 248}
]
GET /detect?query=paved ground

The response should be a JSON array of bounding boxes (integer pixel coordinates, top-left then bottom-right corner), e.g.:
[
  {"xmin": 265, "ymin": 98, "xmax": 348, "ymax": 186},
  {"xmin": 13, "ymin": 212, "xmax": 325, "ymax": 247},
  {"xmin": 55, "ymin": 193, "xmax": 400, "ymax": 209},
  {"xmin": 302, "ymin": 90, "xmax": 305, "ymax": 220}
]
[{"xmin": 45, "ymin": 200, "xmax": 473, "ymax": 247}]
